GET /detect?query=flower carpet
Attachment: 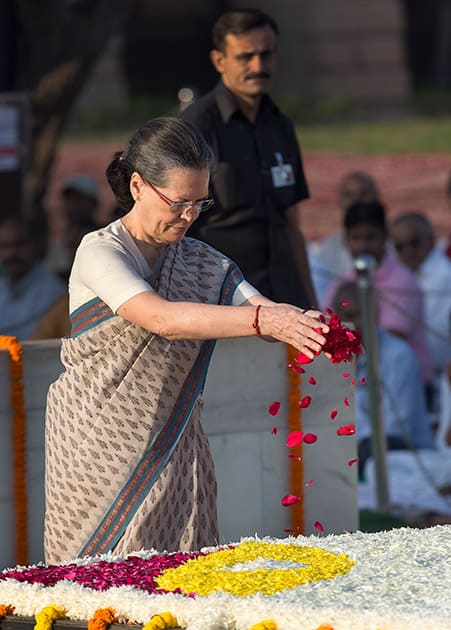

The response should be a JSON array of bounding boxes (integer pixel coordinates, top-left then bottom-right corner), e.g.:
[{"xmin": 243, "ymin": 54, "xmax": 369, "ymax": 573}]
[{"xmin": 0, "ymin": 526, "xmax": 450, "ymax": 630}]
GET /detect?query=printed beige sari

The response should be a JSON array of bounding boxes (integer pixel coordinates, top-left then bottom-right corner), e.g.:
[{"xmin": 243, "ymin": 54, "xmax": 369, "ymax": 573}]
[{"xmin": 44, "ymin": 238, "xmax": 243, "ymax": 563}]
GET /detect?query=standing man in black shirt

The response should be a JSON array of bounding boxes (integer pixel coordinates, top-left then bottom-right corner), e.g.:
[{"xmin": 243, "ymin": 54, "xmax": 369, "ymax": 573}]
[{"xmin": 181, "ymin": 8, "xmax": 317, "ymax": 308}]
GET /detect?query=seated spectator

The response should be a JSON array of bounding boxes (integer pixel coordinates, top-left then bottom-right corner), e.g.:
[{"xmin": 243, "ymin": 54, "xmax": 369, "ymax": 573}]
[
  {"xmin": 310, "ymin": 171, "xmax": 381, "ymax": 300},
  {"xmin": 437, "ymin": 169, "xmax": 451, "ymax": 259},
  {"xmin": 323, "ymin": 201, "xmax": 434, "ymax": 390},
  {"xmin": 332, "ymin": 281, "xmax": 435, "ymax": 477},
  {"xmin": 46, "ymin": 173, "xmax": 100, "ymax": 279},
  {"xmin": 0, "ymin": 215, "xmax": 66, "ymax": 339},
  {"xmin": 391, "ymin": 212, "xmax": 451, "ymax": 406}
]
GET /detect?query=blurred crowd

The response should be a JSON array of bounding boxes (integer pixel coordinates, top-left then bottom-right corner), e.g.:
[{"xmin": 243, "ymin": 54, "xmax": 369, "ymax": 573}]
[{"xmin": 0, "ymin": 173, "xmax": 122, "ymax": 340}]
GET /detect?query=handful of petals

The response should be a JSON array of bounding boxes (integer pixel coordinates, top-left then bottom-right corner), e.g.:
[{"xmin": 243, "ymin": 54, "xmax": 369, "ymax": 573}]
[{"xmin": 294, "ymin": 312, "xmax": 363, "ymax": 366}]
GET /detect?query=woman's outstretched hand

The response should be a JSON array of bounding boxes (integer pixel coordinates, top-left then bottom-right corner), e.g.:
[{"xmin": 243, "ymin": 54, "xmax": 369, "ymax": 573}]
[{"xmin": 258, "ymin": 305, "xmax": 329, "ymax": 360}]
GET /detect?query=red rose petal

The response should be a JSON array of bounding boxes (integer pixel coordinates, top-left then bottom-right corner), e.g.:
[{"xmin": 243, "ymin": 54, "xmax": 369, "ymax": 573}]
[
  {"xmin": 299, "ymin": 395, "xmax": 312, "ymax": 409},
  {"xmin": 281, "ymin": 494, "xmax": 300, "ymax": 506},
  {"xmin": 271, "ymin": 427, "xmax": 278, "ymax": 435},
  {"xmin": 286, "ymin": 430, "xmax": 303, "ymax": 448},
  {"xmin": 342, "ymin": 372, "xmax": 351, "ymax": 378},
  {"xmin": 268, "ymin": 401, "xmax": 281, "ymax": 416},
  {"xmin": 337, "ymin": 424, "xmax": 356, "ymax": 436},
  {"xmin": 347, "ymin": 457, "xmax": 359, "ymax": 467},
  {"xmin": 342, "ymin": 301, "xmax": 349, "ymax": 307},
  {"xmin": 314, "ymin": 520, "xmax": 324, "ymax": 533},
  {"xmin": 288, "ymin": 454, "xmax": 302, "ymax": 461},
  {"xmin": 351, "ymin": 379, "xmax": 356, "ymax": 385},
  {"xmin": 308, "ymin": 376, "xmax": 316, "ymax": 385},
  {"xmin": 283, "ymin": 528, "xmax": 294, "ymax": 533},
  {"xmin": 330, "ymin": 409, "xmax": 338, "ymax": 420},
  {"xmin": 303, "ymin": 432, "xmax": 318, "ymax": 444},
  {"xmin": 288, "ymin": 363, "xmax": 305, "ymax": 374},
  {"xmin": 325, "ymin": 308, "xmax": 333, "ymax": 315},
  {"xmin": 344, "ymin": 396, "xmax": 350, "ymax": 407},
  {"xmin": 295, "ymin": 353, "xmax": 313, "ymax": 365},
  {"xmin": 305, "ymin": 479, "xmax": 314, "ymax": 487},
  {"xmin": 360, "ymin": 377, "xmax": 367, "ymax": 384}
]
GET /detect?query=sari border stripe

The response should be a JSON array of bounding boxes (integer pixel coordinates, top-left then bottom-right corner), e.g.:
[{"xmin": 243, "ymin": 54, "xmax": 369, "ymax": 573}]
[{"xmin": 220, "ymin": 263, "xmax": 243, "ymax": 305}]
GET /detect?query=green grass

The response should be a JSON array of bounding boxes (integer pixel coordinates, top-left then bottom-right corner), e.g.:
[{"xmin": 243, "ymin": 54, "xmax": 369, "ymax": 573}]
[
  {"xmin": 61, "ymin": 91, "xmax": 451, "ymax": 154},
  {"xmin": 297, "ymin": 115, "xmax": 451, "ymax": 154},
  {"xmin": 63, "ymin": 114, "xmax": 451, "ymax": 153}
]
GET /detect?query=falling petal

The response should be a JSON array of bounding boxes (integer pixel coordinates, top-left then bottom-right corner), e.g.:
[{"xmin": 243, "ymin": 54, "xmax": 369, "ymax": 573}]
[
  {"xmin": 325, "ymin": 308, "xmax": 333, "ymax": 315},
  {"xmin": 283, "ymin": 528, "xmax": 294, "ymax": 534},
  {"xmin": 351, "ymin": 379, "xmax": 356, "ymax": 385},
  {"xmin": 295, "ymin": 353, "xmax": 314, "ymax": 365},
  {"xmin": 342, "ymin": 372, "xmax": 351, "ymax": 378},
  {"xmin": 305, "ymin": 479, "xmax": 314, "ymax": 487},
  {"xmin": 308, "ymin": 376, "xmax": 316, "ymax": 385},
  {"xmin": 303, "ymin": 432, "xmax": 318, "ymax": 444},
  {"xmin": 288, "ymin": 363, "xmax": 305, "ymax": 374},
  {"xmin": 347, "ymin": 457, "xmax": 359, "ymax": 467},
  {"xmin": 271, "ymin": 427, "xmax": 278, "ymax": 435},
  {"xmin": 288, "ymin": 454, "xmax": 302, "ymax": 461},
  {"xmin": 299, "ymin": 395, "xmax": 312, "ymax": 409},
  {"xmin": 314, "ymin": 520, "xmax": 324, "ymax": 533},
  {"xmin": 337, "ymin": 424, "xmax": 356, "ymax": 436},
  {"xmin": 330, "ymin": 409, "xmax": 338, "ymax": 420},
  {"xmin": 286, "ymin": 430, "xmax": 303, "ymax": 448},
  {"xmin": 268, "ymin": 401, "xmax": 281, "ymax": 416},
  {"xmin": 344, "ymin": 396, "xmax": 350, "ymax": 407},
  {"xmin": 360, "ymin": 377, "xmax": 367, "ymax": 384},
  {"xmin": 342, "ymin": 300, "xmax": 349, "ymax": 307},
  {"xmin": 281, "ymin": 494, "xmax": 300, "ymax": 506}
]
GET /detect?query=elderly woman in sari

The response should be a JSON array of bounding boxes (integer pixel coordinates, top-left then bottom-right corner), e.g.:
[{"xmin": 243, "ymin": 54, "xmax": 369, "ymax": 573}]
[{"xmin": 44, "ymin": 117, "xmax": 328, "ymax": 563}]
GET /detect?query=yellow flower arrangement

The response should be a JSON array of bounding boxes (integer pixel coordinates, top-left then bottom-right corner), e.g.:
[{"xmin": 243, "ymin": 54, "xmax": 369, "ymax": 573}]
[
  {"xmin": 34, "ymin": 605, "xmax": 66, "ymax": 630},
  {"xmin": 142, "ymin": 612, "xmax": 179, "ymax": 630},
  {"xmin": 250, "ymin": 621, "xmax": 278, "ymax": 630},
  {"xmin": 156, "ymin": 541, "xmax": 355, "ymax": 596}
]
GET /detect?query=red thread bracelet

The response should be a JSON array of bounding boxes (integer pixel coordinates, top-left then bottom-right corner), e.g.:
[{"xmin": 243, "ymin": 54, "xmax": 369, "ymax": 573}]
[{"xmin": 252, "ymin": 304, "xmax": 262, "ymax": 336}]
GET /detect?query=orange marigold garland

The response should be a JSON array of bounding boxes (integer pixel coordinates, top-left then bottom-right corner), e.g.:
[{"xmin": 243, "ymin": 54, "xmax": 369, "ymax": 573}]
[
  {"xmin": 88, "ymin": 607, "xmax": 118, "ymax": 630},
  {"xmin": 287, "ymin": 344, "xmax": 304, "ymax": 535},
  {"xmin": 0, "ymin": 605, "xmax": 15, "ymax": 618},
  {"xmin": 0, "ymin": 336, "xmax": 28, "ymax": 565}
]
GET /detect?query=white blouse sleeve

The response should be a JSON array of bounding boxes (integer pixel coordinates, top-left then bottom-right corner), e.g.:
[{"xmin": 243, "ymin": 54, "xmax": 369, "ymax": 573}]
[{"xmin": 69, "ymin": 233, "xmax": 153, "ymax": 314}]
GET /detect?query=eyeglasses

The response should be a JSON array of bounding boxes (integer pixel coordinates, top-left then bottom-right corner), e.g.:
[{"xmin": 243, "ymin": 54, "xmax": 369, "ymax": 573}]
[
  {"xmin": 394, "ymin": 237, "xmax": 423, "ymax": 253},
  {"xmin": 143, "ymin": 178, "xmax": 214, "ymax": 214}
]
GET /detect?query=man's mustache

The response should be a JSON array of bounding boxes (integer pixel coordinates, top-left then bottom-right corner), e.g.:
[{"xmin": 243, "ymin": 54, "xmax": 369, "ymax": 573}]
[{"xmin": 244, "ymin": 72, "xmax": 271, "ymax": 81}]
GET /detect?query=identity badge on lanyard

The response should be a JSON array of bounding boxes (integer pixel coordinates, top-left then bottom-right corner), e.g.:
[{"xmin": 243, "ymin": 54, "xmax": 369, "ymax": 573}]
[{"xmin": 270, "ymin": 152, "xmax": 295, "ymax": 188}]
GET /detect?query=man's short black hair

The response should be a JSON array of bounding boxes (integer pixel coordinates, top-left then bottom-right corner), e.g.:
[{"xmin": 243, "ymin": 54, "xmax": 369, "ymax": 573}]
[
  {"xmin": 344, "ymin": 200, "xmax": 387, "ymax": 231},
  {"xmin": 212, "ymin": 8, "xmax": 279, "ymax": 52}
]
